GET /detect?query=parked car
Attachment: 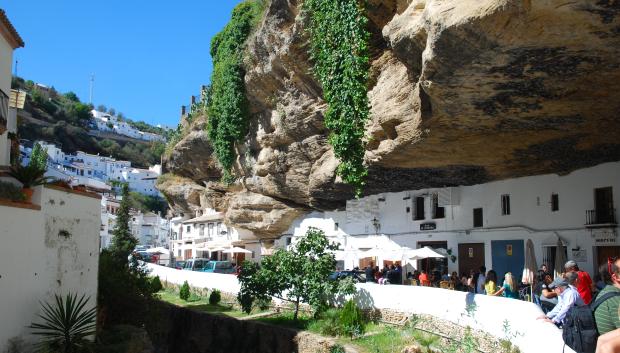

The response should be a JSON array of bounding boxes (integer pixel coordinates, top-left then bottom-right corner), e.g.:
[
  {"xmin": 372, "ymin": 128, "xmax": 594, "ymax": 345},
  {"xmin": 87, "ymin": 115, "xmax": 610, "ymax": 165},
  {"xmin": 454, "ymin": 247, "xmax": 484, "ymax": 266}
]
[
  {"xmin": 328, "ymin": 270, "xmax": 366, "ymax": 283},
  {"xmin": 202, "ymin": 261, "xmax": 235, "ymax": 274},
  {"xmin": 173, "ymin": 260, "xmax": 186, "ymax": 270},
  {"xmin": 183, "ymin": 258, "xmax": 209, "ymax": 271},
  {"xmin": 133, "ymin": 251, "xmax": 155, "ymax": 263}
]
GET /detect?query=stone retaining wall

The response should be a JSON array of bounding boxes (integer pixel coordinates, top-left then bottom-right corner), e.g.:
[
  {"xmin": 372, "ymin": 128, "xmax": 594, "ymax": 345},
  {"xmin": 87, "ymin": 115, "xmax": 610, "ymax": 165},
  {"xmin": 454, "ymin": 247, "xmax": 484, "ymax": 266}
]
[{"xmin": 147, "ymin": 301, "xmax": 347, "ymax": 353}]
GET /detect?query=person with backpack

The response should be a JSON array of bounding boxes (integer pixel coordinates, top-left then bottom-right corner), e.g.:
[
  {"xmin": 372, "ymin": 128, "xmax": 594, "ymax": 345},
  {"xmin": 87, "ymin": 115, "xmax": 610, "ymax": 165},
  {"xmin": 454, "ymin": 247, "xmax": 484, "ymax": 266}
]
[
  {"xmin": 537, "ymin": 273, "xmax": 584, "ymax": 326},
  {"xmin": 593, "ymin": 257, "xmax": 620, "ymax": 336}
]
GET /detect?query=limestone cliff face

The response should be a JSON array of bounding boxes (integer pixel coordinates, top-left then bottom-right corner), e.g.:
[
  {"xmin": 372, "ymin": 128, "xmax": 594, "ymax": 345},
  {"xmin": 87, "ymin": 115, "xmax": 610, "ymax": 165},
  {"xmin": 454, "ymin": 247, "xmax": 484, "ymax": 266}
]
[{"xmin": 159, "ymin": 0, "xmax": 620, "ymax": 238}]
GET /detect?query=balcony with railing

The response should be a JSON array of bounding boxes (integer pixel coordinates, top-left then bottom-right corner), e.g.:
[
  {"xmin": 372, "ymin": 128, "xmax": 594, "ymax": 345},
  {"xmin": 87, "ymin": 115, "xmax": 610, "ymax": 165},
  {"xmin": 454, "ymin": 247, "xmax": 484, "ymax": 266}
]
[{"xmin": 585, "ymin": 208, "xmax": 617, "ymax": 227}]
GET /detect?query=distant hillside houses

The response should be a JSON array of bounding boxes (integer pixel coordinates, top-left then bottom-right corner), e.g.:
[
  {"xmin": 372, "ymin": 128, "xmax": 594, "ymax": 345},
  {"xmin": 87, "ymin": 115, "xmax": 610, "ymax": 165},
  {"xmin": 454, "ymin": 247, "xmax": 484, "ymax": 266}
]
[
  {"xmin": 20, "ymin": 141, "xmax": 162, "ymax": 197},
  {"xmin": 91, "ymin": 109, "xmax": 166, "ymax": 142}
]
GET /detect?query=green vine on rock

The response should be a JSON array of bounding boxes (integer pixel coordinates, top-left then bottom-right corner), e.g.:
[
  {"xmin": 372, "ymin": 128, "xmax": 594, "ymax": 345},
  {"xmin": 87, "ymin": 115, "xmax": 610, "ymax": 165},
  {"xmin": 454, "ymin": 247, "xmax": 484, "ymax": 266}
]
[
  {"xmin": 207, "ymin": 0, "xmax": 265, "ymax": 183},
  {"xmin": 304, "ymin": 0, "xmax": 370, "ymax": 196}
]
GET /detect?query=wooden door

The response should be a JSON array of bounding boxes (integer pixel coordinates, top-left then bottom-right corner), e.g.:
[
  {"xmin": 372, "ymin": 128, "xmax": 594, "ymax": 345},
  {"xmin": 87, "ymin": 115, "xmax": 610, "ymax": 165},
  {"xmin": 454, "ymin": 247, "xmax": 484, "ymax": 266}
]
[
  {"xmin": 597, "ymin": 246, "xmax": 620, "ymax": 270},
  {"xmin": 458, "ymin": 243, "xmax": 485, "ymax": 277},
  {"xmin": 184, "ymin": 249, "xmax": 192, "ymax": 260},
  {"xmin": 359, "ymin": 257, "xmax": 375, "ymax": 270},
  {"xmin": 595, "ymin": 187, "xmax": 614, "ymax": 223}
]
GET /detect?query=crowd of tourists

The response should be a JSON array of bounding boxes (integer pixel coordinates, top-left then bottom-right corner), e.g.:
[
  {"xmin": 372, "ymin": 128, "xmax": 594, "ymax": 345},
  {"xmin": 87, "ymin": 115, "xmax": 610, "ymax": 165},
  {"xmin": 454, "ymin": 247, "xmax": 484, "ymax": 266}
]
[{"xmin": 360, "ymin": 257, "xmax": 619, "ymax": 353}]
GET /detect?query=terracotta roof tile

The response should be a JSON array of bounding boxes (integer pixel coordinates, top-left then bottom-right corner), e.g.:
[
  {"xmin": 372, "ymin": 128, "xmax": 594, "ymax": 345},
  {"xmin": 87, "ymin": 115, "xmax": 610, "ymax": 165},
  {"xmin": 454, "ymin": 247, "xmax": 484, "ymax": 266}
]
[{"xmin": 0, "ymin": 9, "xmax": 24, "ymax": 48}]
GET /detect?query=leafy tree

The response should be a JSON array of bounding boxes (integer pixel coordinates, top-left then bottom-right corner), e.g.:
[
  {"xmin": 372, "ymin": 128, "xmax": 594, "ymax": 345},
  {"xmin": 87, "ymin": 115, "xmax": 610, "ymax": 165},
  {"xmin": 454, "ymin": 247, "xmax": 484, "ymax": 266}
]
[
  {"xmin": 117, "ymin": 112, "xmax": 125, "ymax": 120},
  {"xmin": 237, "ymin": 227, "xmax": 355, "ymax": 320},
  {"xmin": 109, "ymin": 184, "xmax": 137, "ymax": 263},
  {"xmin": 96, "ymin": 104, "xmax": 107, "ymax": 112},
  {"xmin": 64, "ymin": 91, "xmax": 80, "ymax": 103},
  {"xmin": 108, "ymin": 108, "xmax": 116, "ymax": 116},
  {"xmin": 29, "ymin": 142, "xmax": 48, "ymax": 171},
  {"xmin": 98, "ymin": 183, "xmax": 155, "ymax": 328}
]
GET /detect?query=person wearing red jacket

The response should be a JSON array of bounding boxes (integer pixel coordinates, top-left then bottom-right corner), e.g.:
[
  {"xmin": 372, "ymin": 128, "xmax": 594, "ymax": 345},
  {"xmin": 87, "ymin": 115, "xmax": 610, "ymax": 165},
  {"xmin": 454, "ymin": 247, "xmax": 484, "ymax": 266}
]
[{"xmin": 565, "ymin": 260, "xmax": 594, "ymax": 305}]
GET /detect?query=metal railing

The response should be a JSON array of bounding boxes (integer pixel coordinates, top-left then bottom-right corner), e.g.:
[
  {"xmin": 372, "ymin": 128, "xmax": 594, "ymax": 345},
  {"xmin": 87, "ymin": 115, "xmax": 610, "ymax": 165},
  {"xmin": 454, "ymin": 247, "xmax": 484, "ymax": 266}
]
[{"xmin": 586, "ymin": 208, "xmax": 617, "ymax": 225}]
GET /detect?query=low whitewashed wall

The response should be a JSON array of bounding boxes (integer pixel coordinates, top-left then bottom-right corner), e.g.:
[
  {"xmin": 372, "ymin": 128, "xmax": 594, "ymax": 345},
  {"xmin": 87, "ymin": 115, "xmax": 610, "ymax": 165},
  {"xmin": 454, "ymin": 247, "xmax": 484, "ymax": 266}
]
[
  {"xmin": 145, "ymin": 263, "xmax": 572, "ymax": 353},
  {"xmin": 352, "ymin": 283, "xmax": 571, "ymax": 353},
  {"xmin": 0, "ymin": 186, "xmax": 101, "ymax": 350},
  {"xmin": 146, "ymin": 263, "xmax": 240, "ymax": 294}
]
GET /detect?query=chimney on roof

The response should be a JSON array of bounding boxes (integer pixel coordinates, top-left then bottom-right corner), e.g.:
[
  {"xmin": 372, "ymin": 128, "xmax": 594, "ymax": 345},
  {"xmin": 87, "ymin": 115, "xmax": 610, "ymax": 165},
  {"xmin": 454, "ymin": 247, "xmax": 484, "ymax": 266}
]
[
  {"xmin": 191, "ymin": 95, "xmax": 196, "ymax": 105},
  {"xmin": 181, "ymin": 105, "xmax": 186, "ymax": 116}
]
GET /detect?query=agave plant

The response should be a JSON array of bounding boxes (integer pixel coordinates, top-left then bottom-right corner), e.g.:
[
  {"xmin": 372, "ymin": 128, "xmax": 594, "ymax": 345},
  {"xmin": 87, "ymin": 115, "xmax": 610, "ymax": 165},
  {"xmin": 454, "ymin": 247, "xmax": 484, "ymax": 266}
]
[
  {"xmin": 9, "ymin": 164, "xmax": 54, "ymax": 188},
  {"xmin": 30, "ymin": 293, "xmax": 97, "ymax": 353}
]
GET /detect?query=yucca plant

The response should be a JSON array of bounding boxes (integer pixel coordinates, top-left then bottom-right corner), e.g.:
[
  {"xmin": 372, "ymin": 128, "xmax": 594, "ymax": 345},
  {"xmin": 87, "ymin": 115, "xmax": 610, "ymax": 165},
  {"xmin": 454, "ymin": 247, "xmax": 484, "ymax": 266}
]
[{"xmin": 30, "ymin": 293, "xmax": 97, "ymax": 353}]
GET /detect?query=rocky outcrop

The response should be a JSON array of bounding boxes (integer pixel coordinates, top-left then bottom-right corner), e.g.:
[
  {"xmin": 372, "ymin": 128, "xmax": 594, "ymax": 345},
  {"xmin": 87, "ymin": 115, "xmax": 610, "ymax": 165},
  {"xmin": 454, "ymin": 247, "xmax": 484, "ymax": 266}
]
[{"xmin": 160, "ymin": 0, "xmax": 620, "ymax": 238}]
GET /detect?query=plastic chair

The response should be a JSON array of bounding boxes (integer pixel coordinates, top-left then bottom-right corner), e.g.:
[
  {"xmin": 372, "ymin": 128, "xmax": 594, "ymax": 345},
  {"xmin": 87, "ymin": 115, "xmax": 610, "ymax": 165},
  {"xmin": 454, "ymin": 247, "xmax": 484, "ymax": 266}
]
[{"xmin": 439, "ymin": 281, "xmax": 450, "ymax": 289}]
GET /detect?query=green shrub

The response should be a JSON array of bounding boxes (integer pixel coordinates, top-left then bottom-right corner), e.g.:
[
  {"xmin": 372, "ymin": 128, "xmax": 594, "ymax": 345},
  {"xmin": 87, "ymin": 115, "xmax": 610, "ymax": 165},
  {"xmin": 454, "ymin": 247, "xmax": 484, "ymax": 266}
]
[
  {"xmin": 0, "ymin": 181, "xmax": 25, "ymax": 202},
  {"xmin": 209, "ymin": 289, "xmax": 222, "ymax": 305},
  {"xmin": 179, "ymin": 281, "xmax": 190, "ymax": 301},
  {"xmin": 330, "ymin": 345, "xmax": 346, "ymax": 353},
  {"xmin": 339, "ymin": 300, "xmax": 365, "ymax": 339},
  {"xmin": 150, "ymin": 276, "xmax": 163, "ymax": 293},
  {"xmin": 309, "ymin": 308, "xmax": 341, "ymax": 336}
]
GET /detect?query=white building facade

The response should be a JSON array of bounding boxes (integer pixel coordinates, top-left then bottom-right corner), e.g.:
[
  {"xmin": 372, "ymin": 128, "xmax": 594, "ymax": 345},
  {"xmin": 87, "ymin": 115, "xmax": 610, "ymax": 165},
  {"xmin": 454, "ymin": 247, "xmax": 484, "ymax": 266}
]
[
  {"xmin": 91, "ymin": 109, "xmax": 165, "ymax": 142},
  {"xmin": 279, "ymin": 162, "xmax": 620, "ymax": 278},
  {"xmin": 170, "ymin": 208, "xmax": 258, "ymax": 264}
]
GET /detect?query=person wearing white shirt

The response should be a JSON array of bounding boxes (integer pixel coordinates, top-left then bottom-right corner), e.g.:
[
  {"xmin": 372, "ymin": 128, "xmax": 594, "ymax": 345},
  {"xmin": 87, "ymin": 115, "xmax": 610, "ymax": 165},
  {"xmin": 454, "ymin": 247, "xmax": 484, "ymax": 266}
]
[
  {"xmin": 537, "ymin": 274, "xmax": 584, "ymax": 326},
  {"xmin": 476, "ymin": 266, "xmax": 487, "ymax": 294}
]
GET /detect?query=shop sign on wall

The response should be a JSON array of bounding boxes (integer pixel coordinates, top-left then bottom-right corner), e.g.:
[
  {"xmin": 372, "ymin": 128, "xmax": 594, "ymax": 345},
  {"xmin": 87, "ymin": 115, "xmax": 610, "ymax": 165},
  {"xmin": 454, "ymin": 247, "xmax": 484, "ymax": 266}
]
[
  {"xmin": 506, "ymin": 244, "xmax": 513, "ymax": 256},
  {"xmin": 592, "ymin": 229, "xmax": 618, "ymax": 244}
]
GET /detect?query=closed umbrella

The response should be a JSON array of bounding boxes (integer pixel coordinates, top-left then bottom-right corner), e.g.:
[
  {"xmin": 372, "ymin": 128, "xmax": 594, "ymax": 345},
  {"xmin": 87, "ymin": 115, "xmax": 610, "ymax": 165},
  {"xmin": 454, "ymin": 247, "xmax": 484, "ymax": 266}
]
[
  {"xmin": 522, "ymin": 239, "xmax": 538, "ymax": 302},
  {"xmin": 554, "ymin": 238, "xmax": 566, "ymax": 279}
]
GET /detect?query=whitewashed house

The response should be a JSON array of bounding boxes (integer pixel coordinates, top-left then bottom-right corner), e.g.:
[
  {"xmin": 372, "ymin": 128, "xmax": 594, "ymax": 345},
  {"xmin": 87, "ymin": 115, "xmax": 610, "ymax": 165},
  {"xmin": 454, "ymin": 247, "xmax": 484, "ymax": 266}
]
[
  {"xmin": 279, "ymin": 162, "xmax": 619, "ymax": 278},
  {"xmin": 91, "ymin": 109, "xmax": 165, "ymax": 142},
  {"xmin": 130, "ymin": 211, "xmax": 169, "ymax": 248},
  {"xmin": 170, "ymin": 208, "xmax": 258, "ymax": 264},
  {"xmin": 0, "ymin": 13, "xmax": 100, "ymax": 350}
]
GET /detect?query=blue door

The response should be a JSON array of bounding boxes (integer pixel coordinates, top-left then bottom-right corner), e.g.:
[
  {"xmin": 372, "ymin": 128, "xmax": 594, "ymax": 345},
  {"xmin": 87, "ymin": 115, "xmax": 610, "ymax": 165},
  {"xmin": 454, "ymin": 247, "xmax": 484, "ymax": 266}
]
[{"xmin": 491, "ymin": 240, "xmax": 524, "ymax": 282}]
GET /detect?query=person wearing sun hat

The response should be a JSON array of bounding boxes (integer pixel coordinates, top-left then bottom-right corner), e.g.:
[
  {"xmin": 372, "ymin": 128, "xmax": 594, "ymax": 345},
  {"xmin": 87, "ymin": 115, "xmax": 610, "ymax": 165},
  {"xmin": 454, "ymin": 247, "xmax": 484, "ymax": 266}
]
[{"xmin": 537, "ymin": 273, "xmax": 584, "ymax": 326}]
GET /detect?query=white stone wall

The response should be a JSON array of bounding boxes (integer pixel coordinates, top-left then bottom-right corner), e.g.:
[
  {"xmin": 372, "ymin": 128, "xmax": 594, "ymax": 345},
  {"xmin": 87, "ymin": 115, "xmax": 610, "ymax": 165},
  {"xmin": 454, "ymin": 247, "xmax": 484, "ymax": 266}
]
[
  {"xmin": 144, "ymin": 263, "xmax": 570, "ymax": 353},
  {"xmin": 0, "ymin": 186, "xmax": 100, "ymax": 349},
  {"xmin": 284, "ymin": 162, "xmax": 620, "ymax": 275}
]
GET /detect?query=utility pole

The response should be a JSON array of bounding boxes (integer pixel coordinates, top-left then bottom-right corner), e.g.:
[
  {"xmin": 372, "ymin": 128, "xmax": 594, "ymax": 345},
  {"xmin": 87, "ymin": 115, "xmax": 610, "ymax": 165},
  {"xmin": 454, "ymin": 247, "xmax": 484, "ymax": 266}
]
[{"xmin": 89, "ymin": 74, "xmax": 95, "ymax": 104}]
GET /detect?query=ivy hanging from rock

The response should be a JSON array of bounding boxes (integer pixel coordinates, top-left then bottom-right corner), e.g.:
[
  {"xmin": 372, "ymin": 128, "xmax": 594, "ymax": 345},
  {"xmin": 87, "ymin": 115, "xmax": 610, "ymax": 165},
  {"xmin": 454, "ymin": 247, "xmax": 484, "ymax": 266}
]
[
  {"xmin": 207, "ymin": 0, "xmax": 265, "ymax": 183},
  {"xmin": 304, "ymin": 0, "xmax": 371, "ymax": 196}
]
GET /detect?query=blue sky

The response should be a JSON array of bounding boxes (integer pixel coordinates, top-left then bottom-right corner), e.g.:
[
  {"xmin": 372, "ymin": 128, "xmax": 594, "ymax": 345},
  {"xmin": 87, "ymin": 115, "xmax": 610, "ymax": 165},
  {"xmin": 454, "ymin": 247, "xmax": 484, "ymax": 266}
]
[{"xmin": 2, "ymin": 1, "xmax": 242, "ymax": 128}]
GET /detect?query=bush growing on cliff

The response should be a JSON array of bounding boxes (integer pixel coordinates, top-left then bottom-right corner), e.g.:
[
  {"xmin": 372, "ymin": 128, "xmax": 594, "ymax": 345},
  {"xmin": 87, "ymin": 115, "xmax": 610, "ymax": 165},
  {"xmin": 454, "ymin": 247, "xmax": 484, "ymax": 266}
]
[
  {"xmin": 209, "ymin": 289, "xmax": 222, "ymax": 305},
  {"xmin": 304, "ymin": 0, "xmax": 371, "ymax": 196},
  {"xmin": 206, "ymin": 0, "xmax": 266, "ymax": 183},
  {"xmin": 180, "ymin": 281, "xmax": 191, "ymax": 301},
  {"xmin": 237, "ymin": 227, "xmax": 355, "ymax": 320}
]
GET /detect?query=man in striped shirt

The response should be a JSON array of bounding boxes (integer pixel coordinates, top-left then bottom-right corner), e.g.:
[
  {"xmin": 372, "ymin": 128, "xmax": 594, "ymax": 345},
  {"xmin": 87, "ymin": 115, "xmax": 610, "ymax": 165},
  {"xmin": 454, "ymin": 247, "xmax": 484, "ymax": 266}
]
[{"xmin": 594, "ymin": 258, "xmax": 620, "ymax": 335}]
